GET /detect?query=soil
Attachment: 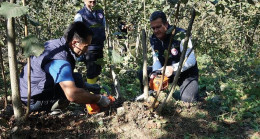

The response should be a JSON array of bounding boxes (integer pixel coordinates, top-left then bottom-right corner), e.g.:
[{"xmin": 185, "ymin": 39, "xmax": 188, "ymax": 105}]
[{"xmin": 0, "ymin": 97, "xmax": 259, "ymax": 139}]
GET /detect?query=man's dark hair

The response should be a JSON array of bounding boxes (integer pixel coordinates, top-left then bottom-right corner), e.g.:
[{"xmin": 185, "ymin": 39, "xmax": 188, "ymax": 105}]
[
  {"xmin": 150, "ymin": 11, "xmax": 167, "ymax": 24},
  {"xmin": 64, "ymin": 21, "xmax": 93, "ymax": 44}
]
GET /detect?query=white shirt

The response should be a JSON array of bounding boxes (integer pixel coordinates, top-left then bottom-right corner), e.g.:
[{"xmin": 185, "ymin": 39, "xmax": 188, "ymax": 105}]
[{"xmin": 152, "ymin": 37, "xmax": 196, "ymax": 72}]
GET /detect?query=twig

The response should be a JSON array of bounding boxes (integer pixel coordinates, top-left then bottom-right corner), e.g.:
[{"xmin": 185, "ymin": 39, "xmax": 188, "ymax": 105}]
[
  {"xmin": 142, "ymin": 29, "xmax": 149, "ymax": 100},
  {"xmin": 23, "ymin": 0, "xmax": 31, "ymax": 119}
]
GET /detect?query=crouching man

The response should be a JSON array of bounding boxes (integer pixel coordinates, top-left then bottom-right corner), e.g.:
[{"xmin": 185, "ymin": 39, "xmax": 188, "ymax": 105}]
[{"xmin": 19, "ymin": 22, "xmax": 110, "ymax": 112}]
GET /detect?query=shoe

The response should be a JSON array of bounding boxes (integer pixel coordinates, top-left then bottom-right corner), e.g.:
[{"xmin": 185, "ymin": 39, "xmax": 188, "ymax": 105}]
[
  {"xmin": 50, "ymin": 109, "xmax": 62, "ymax": 115},
  {"xmin": 135, "ymin": 90, "xmax": 154, "ymax": 101},
  {"xmin": 51, "ymin": 99, "xmax": 70, "ymax": 112}
]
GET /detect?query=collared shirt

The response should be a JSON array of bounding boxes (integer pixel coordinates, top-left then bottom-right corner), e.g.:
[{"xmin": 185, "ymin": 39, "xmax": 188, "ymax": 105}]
[{"xmin": 150, "ymin": 27, "xmax": 196, "ymax": 72}]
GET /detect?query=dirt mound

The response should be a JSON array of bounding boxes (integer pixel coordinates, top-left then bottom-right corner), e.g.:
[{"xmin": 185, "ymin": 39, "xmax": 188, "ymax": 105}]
[
  {"xmin": 0, "ymin": 97, "xmax": 258, "ymax": 138},
  {"xmin": 100, "ymin": 101, "xmax": 165, "ymax": 138}
]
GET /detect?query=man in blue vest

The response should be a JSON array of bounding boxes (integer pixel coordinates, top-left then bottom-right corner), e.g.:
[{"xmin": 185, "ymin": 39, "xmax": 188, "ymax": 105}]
[
  {"xmin": 138, "ymin": 11, "xmax": 199, "ymax": 102},
  {"xmin": 19, "ymin": 22, "xmax": 110, "ymax": 112},
  {"xmin": 74, "ymin": 0, "xmax": 106, "ymax": 84}
]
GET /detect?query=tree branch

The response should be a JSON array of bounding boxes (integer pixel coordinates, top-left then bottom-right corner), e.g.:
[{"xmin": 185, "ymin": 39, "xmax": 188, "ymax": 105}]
[{"xmin": 142, "ymin": 29, "xmax": 149, "ymax": 100}]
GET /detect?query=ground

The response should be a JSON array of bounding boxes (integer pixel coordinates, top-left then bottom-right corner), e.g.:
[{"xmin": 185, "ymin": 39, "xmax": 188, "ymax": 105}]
[{"xmin": 0, "ymin": 96, "xmax": 259, "ymax": 139}]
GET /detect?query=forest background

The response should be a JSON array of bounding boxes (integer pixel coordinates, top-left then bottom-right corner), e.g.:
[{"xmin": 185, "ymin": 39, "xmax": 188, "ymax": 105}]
[{"xmin": 0, "ymin": 0, "xmax": 259, "ymax": 138}]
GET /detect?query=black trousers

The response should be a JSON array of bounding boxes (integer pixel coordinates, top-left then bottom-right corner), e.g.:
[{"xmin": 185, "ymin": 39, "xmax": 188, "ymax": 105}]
[
  {"xmin": 138, "ymin": 67, "xmax": 199, "ymax": 102},
  {"xmin": 82, "ymin": 49, "xmax": 103, "ymax": 79},
  {"xmin": 26, "ymin": 73, "xmax": 85, "ymax": 112}
]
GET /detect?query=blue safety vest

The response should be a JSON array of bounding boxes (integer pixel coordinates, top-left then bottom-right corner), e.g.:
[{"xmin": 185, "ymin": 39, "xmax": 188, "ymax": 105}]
[
  {"xmin": 150, "ymin": 27, "xmax": 199, "ymax": 78},
  {"xmin": 19, "ymin": 38, "xmax": 77, "ymax": 103},
  {"xmin": 77, "ymin": 6, "xmax": 106, "ymax": 50}
]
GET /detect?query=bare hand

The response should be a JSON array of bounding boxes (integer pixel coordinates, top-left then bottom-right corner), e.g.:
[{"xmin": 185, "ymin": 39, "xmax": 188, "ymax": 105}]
[
  {"xmin": 150, "ymin": 72, "xmax": 158, "ymax": 79},
  {"xmin": 160, "ymin": 66, "xmax": 174, "ymax": 77}
]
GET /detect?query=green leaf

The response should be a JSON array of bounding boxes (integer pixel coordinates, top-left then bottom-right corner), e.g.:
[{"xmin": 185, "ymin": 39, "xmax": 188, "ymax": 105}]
[
  {"xmin": 168, "ymin": 0, "xmax": 179, "ymax": 5},
  {"xmin": 173, "ymin": 31, "xmax": 186, "ymax": 41},
  {"xmin": 21, "ymin": 35, "xmax": 44, "ymax": 57},
  {"xmin": 0, "ymin": 40, "xmax": 4, "ymax": 46},
  {"xmin": 215, "ymin": 4, "xmax": 225, "ymax": 15},
  {"xmin": 114, "ymin": 67, "xmax": 121, "ymax": 74},
  {"xmin": 0, "ymin": 2, "xmax": 28, "ymax": 18},
  {"xmin": 243, "ymin": 112, "xmax": 254, "ymax": 118},
  {"xmin": 247, "ymin": 0, "xmax": 255, "ymax": 5},
  {"xmin": 95, "ymin": 58, "xmax": 107, "ymax": 66},
  {"xmin": 251, "ymin": 106, "xmax": 260, "ymax": 113},
  {"xmin": 166, "ymin": 26, "xmax": 175, "ymax": 34},
  {"xmin": 210, "ymin": 0, "xmax": 218, "ymax": 5},
  {"xmin": 28, "ymin": 15, "xmax": 40, "ymax": 26},
  {"xmin": 195, "ymin": 11, "xmax": 201, "ymax": 18},
  {"xmin": 112, "ymin": 49, "xmax": 123, "ymax": 64},
  {"xmin": 163, "ymin": 5, "xmax": 170, "ymax": 11},
  {"xmin": 113, "ymin": 32, "xmax": 122, "ymax": 36},
  {"xmin": 137, "ymin": 3, "xmax": 142, "ymax": 9},
  {"xmin": 92, "ymin": 4, "xmax": 103, "ymax": 11},
  {"xmin": 181, "ymin": 0, "xmax": 188, "ymax": 4}
]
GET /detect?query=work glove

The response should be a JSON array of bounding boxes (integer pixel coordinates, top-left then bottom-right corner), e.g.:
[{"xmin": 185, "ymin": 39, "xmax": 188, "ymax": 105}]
[
  {"xmin": 97, "ymin": 95, "xmax": 110, "ymax": 107},
  {"xmin": 135, "ymin": 90, "xmax": 154, "ymax": 101},
  {"xmin": 84, "ymin": 82, "xmax": 101, "ymax": 94}
]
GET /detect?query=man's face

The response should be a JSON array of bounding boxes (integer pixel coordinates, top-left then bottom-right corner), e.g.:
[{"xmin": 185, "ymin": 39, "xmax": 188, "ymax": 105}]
[
  {"xmin": 84, "ymin": 0, "xmax": 96, "ymax": 11},
  {"xmin": 71, "ymin": 36, "xmax": 92, "ymax": 57},
  {"xmin": 150, "ymin": 18, "xmax": 168, "ymax": 40}
]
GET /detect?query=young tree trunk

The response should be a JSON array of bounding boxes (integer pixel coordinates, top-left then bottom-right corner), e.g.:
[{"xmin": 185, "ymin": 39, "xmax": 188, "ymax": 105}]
[
  {"xmin": 7, "ymin": 9, "xmax": 24, "ymax": 122},
  {"xmin": 143, "ymin": 0, "xmax": 146, "ymax": 29},
  {"xmin": 23, "ymin": 0, "xmax": 31, "ymax": 119},
  {"xmin": 110, "ymin": 65, "xmax": 121, "ymax": 99},
  {"xmin": 135, "ymin": 25, "xmax": 140, "ymax": 56},
  {"xmin": 104, "ymin": 0, "xmax": 121, "ymax": 98},
  {"xmin": 141, "ymin": 29, "xmax": 148, "ymax": 100}
]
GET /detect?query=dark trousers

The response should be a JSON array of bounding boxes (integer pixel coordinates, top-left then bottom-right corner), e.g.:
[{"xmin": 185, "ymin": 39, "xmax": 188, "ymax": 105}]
[
  {"xmin": 26, "ymin": 73, "xmax": 85, "ymax": 112},
  {"xmin": 138, "ymin": 67, "xmax": 199, "ymax": 102},
  {"xmin": 82, "ymin": 49, "xmax": 103, "ymax": 79}
]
